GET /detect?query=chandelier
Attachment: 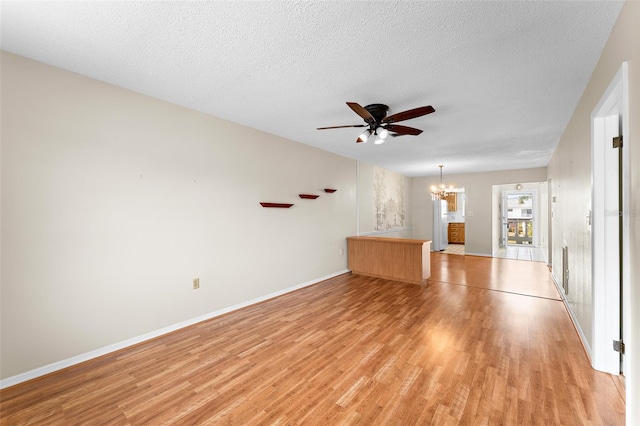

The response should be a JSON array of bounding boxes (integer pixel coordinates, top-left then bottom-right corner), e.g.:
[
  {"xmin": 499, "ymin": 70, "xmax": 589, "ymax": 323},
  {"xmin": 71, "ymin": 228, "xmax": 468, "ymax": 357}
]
[{"xmin": 431, "ymin": 165, "xmax": 451, "ymax": 200}]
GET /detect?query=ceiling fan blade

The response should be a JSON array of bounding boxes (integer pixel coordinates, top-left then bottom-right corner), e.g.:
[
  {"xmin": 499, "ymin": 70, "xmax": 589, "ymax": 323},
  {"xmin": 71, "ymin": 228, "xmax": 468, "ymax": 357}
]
[
  {"xmin": 317, "ymin": 124, "xmax": 366, "ymax": 130},
  {"xmin": 346, "ymin": 102, "xmax": 375, "ymax": 123},
  {"xmin": 385, "ymin": 124, "xmax": 423, "ymax": 136},
  {"xmin": 384, "ymin": 124, "xmax": 422, "ymax": 136},
  {"xmin": 383, "ymin": 106, "xmax": 435, "ymax": 124}
]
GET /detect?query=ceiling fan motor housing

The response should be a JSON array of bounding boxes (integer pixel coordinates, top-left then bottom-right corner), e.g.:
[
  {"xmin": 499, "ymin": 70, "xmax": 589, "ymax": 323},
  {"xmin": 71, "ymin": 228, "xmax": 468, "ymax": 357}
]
[{"xmin": 364, "ymin": 104, "xmax": 389, "ymax": 124}]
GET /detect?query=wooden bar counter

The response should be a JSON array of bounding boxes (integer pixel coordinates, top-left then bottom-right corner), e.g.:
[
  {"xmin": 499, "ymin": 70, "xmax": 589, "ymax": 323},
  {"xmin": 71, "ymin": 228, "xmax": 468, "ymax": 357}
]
[{"xmin": 347, "ymin": 236, "xmax": 431, "ymax": 285}]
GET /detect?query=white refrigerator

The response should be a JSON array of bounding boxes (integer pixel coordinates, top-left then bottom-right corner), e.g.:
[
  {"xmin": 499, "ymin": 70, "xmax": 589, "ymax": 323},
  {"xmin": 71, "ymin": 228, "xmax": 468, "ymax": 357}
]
[{"xmin": 432, "ymin": 200, "xmax": 448, "ymax": 251}]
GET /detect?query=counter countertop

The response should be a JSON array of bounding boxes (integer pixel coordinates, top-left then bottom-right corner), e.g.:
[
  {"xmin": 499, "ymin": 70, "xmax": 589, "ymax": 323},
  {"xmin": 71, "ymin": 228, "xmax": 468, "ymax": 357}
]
[{"xmin": 346, "ymin": 236, "xmax": 430, "ymax": 245}]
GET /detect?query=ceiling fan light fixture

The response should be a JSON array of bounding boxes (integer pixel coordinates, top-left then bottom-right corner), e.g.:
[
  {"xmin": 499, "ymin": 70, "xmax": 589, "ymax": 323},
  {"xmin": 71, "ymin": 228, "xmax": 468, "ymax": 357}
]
[
  {"xmin": 358, "ymin": 129, "xmax": 372, "ymax": 143},
  {"xmin": 374, "ymin": 137, "xmax": 385, "ymax": 145},
  {"xmin": 377, "ymin": 127, "xmax": 389, "ymax": 139}
]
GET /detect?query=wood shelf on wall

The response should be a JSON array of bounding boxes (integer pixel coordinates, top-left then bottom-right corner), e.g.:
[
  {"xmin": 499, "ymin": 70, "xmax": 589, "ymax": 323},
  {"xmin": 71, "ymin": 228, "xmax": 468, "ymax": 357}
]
[
  {"xmin": 260, "ymin": 202, "xmax": 294, "ymax": 208},
  {"xmin": 298, "ymin": 194, "xmax": 320, "ymax": 199},
  {"xmin": 324, "ymin": 189, "xmax": 337, "ymax": 193}
]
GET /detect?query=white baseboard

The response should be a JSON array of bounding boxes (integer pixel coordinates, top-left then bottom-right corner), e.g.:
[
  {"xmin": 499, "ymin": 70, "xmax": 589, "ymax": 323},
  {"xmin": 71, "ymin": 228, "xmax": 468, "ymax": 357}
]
[
  {"xmin": 550, "ymin": 272, "xmax": 593, "ymax": 362},
  {"xmin": 0, "ymin": 269, "xmax": 350, "ymax": 390}
]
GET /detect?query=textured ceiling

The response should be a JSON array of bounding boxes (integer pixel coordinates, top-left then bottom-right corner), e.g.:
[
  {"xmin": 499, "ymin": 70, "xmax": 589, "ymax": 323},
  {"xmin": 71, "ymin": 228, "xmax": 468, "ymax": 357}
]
[{"xmin": 0, "ymin": 1, "xmax": 623, "ymax": 177}]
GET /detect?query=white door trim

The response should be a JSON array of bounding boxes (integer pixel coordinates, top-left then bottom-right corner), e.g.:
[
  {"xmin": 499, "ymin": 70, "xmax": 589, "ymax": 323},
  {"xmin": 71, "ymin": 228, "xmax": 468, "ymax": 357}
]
[{"xmin": 591, "ymin": 62, "xmax": 629, "ymax": 375}]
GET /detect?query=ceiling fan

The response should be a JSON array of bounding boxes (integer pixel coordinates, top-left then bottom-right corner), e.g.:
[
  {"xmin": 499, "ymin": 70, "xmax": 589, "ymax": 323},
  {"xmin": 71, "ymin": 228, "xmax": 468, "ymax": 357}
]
[{"xmin": 317, "ymin": 102, "xmax": 435, "ymax": 144}]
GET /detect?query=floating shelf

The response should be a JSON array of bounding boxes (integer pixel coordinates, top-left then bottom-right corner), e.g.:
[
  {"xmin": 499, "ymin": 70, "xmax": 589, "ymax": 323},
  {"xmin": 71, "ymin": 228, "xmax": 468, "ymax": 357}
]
[
  {"xmin": 299, "ymin": 194, "xmax": 320, "ymax": 199},
  {"xmin": 324, "ymin": 188, "xmax": 337, "ymax": 193},
  {"xmin": 260, "ymin": 202, "xmax": 294, "ymax": 208}
]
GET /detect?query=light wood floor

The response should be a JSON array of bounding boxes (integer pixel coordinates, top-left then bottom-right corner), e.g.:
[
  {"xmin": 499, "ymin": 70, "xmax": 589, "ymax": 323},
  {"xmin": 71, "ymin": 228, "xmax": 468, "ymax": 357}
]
[{"xmin": 0, "ymin": 254, "xmax": 625, "ymax": 425}]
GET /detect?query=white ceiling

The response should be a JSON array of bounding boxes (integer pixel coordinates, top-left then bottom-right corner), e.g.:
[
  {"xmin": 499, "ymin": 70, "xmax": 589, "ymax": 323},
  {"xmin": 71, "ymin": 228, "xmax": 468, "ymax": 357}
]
[{"xmin": 0, "ymin": 1, "xmax": 623, "ymax": 177}]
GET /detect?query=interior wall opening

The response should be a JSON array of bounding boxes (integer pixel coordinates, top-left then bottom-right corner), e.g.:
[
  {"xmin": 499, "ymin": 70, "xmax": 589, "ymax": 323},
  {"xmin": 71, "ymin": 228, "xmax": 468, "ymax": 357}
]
[{"xmin": 492, "ymin": 182, "xmax": 548, "ymax": 263}]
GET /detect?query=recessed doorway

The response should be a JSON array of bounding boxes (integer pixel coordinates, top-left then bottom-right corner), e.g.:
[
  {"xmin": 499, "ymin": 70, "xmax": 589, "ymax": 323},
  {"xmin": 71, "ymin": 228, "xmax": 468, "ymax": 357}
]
[
  {"xmin": 441, "ymin": 188, "xmax": 465, "ymax": 256},
  {"xmin": 492, "ymin": 182, "xmax": 549, "ymax": 263},
  {"xmin": 506, "ymin": 191, "xmax": 535, "ymax": 246}
]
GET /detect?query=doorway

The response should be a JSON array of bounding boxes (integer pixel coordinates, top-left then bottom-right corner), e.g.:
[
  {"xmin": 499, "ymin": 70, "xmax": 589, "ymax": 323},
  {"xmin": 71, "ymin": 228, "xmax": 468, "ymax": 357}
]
[
  {"xmin": 492, "ymin": 182, "xmax": 548, "ymax": 262},
  {"xmin": 441, "ymin": 188, "xmax": 465, "ymax": 255},
  {"xmin": 591, "ymin": 62, "xmax": 629, "ymax": 376},
  {"xmin": 505, "ymin": 191, "xmax": 535, "ymax": 246}
]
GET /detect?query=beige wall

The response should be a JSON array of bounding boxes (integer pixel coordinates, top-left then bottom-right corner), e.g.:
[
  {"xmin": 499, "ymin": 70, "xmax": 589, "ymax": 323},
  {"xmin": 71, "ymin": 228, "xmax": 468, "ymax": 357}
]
[
  {"xmin": 411, "ymin": 168, "xmax": 547, "ymax": 255},
  {"xmin": 547, "ymin": 0, "xmax": 639, "ymax": 422},
  {"xmin": 0, "ymin": 52, "xmax": 357, "ymax": 380}
]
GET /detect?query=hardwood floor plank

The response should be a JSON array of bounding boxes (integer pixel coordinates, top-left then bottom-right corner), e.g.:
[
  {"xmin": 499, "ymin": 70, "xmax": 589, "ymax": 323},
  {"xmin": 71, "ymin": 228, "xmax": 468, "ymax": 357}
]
[{"xmin": 0, "ymin": 255, "xmax": 625, "ymax": 425}]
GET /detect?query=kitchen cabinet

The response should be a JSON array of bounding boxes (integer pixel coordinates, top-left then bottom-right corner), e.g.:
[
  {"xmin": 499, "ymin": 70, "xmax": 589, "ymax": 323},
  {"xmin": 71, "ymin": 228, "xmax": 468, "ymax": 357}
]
[
  {"xmin": 448, "ymin": 223, "xmax": 465, "ymax": 244},
  {"xmin": 445, "ymin": 193, "xmax": 457, "ymax": 211}
]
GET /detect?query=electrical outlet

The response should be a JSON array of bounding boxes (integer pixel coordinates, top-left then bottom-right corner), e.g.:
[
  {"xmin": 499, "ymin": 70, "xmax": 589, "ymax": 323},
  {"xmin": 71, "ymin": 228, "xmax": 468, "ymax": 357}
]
[{"xmin": 193, "ymin": 278, "xmax": 200, "ymax": 289}]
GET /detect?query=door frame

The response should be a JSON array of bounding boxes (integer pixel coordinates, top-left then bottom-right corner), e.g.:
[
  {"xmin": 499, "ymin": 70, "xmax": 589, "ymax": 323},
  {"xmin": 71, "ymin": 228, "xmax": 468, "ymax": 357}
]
[
  {"xmin": 491, "ymin": 183, "xmax": 547, "ymax": 257},
  {"xmin": 504, "ymin": 189, "xmax": 537, "ymax": 247},
  {"xmin": 547, "ymin": 179, "xmax": 553, "ymax": 266},
  {"xmin": 591, "ymin": 62, "xmax": 629, "ymax": 375}
]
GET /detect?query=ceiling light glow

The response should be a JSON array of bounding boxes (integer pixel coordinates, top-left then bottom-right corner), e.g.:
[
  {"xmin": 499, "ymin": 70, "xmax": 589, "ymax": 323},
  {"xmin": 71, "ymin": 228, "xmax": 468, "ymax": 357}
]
[{"xmin": 358, "ymin": 129, "xmax": 371, "ymax": 143}]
